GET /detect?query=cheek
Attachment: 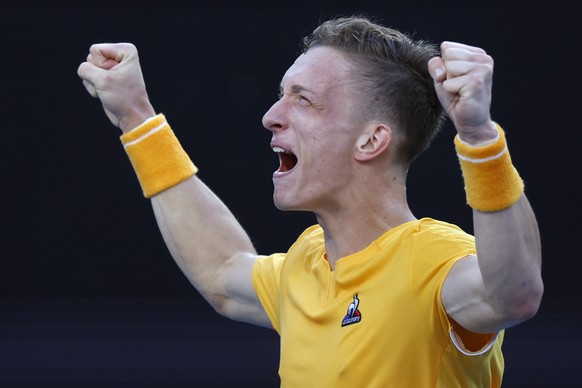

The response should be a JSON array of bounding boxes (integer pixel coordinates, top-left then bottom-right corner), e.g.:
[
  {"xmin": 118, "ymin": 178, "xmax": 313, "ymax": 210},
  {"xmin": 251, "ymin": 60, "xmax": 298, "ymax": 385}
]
[
  {"xmin": 309, "ymin": 145, "xmax": 351, "ymax": 178},
  {"xmin": 299, "ymin": 117, "xmax": 357, "ymax": 169}
]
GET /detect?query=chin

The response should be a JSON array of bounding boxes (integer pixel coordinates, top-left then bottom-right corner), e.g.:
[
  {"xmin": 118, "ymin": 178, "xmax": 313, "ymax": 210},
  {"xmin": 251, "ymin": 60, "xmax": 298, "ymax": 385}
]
[
  {"xmin": 273, "ymin": 194, "xmax": 302, "ymax": 212},
  {"xmin": 273, "ymin": 198, "xmax": 313, "ymax": 214},
  {"xmin": 273, "ymin": 198, "xmax": 292, "ymax": 211}
]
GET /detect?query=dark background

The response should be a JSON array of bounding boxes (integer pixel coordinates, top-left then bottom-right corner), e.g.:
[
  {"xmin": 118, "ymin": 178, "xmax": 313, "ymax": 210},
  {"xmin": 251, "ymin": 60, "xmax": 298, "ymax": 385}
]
[{"xmin": 0, "ymin": 0, "xmax": 580, "ymax": 386}]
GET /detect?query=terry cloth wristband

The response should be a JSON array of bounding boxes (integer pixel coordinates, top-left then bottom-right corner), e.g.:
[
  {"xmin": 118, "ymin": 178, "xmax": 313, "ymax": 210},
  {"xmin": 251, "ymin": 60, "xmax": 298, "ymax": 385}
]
[
  {"xmin": 455, "ymin": 123, "xmax": 524, "ymax": 212},
  {"xmin": 120, "ymin": 114, "xmax": 198, "ymax": 198}
]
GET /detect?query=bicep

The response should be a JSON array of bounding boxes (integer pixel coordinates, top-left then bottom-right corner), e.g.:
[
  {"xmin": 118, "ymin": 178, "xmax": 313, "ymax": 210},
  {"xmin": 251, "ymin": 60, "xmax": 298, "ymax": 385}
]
[
  {"xmin": 219, "ymin": 253, "xmax": 273, "ymax": 328},
  {"xmin": 441, "ymin": 255, "xmax": 500, "ymax": 334}
]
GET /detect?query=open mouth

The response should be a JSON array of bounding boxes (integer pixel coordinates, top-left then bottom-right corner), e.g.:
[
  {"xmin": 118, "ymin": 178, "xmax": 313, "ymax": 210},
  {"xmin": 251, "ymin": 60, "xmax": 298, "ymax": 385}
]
[{"xmin": 273, "ymin": 146, "xmax": 298, "ymax": 172}]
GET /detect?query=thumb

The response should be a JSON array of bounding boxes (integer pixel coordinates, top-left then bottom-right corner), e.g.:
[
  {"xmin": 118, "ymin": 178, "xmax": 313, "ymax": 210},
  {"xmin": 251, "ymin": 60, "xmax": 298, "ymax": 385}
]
[
  {"xmin": 427, "ymin": 57, "xmax": 453, "ymax": 114},
  {"xmin": 428, "ymin": 56, "xmax": 445, "ymax": 82},
  {"xmin": 77, "ymin": 61, "xmax": 105, "ymax": 97},
  {"xmin": 77, "ymin": 61, "xmax": 105, "ymax": 86}
]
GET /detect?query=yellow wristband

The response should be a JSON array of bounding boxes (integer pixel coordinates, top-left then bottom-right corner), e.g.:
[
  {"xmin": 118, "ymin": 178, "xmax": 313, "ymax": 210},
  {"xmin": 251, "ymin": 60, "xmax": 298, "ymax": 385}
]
[
  {"xmin": 455, "ymin": 123, "xmax": 524, "ymax": 212},
  {"xmin": 120, "ymin": 114, "xmax": 198, "ymax": 198}
]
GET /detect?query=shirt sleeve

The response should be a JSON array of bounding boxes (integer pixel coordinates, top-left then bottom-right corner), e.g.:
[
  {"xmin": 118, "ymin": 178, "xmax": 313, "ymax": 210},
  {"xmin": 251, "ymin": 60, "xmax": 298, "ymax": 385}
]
[
  {"xmin": 252, "ymin": 253, "xmax": 286, "ymax": 333},
  {"xmin": 410, "ymin": 220, "xmax": 478, "ymax": 349}
]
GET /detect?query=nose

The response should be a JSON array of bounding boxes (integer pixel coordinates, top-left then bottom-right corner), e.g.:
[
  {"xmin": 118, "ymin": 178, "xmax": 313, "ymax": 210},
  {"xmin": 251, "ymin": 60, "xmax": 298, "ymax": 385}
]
[{"xmin": 262, "ymin": 99, "xmax": 287, "ymax": 133}]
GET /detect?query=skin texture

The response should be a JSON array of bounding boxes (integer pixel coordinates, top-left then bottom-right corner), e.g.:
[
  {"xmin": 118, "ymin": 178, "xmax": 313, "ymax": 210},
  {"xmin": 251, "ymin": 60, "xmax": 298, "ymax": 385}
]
[{"xmin": 77, "ymin": 37, "xmax": 542, "ymax": 336}]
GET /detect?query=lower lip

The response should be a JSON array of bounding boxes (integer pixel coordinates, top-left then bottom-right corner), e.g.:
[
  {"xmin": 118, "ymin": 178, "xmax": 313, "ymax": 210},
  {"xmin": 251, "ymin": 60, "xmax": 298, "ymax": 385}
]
[{"xmin": 273, "ymin": 168, "xmax": 294, "ymax": 179}]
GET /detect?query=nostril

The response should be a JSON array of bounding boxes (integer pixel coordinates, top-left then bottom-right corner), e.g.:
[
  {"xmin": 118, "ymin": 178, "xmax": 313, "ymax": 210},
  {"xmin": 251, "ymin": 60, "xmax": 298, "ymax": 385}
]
[{"xmin": 265, "ymin": 122, "xmax": 286, "ymax": 133}]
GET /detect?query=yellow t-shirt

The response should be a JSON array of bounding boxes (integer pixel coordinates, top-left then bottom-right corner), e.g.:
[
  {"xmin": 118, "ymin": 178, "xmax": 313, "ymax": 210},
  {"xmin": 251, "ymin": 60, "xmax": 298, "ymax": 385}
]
[{"xmin": 252, "ymin": 218, "xmax": 504, "ymax": 387}]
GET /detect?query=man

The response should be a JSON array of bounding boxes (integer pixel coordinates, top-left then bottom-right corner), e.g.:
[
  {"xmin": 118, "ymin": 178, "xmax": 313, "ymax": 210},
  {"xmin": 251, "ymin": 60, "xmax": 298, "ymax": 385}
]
[{"xmin": 78, "ymin": 16, "xmax": 543, "ymax": 387}]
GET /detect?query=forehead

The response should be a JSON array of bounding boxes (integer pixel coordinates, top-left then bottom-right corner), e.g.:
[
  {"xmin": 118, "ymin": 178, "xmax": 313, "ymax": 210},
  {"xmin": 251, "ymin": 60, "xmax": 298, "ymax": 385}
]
[{"xmin": 281, "ymin": 46, "xmax": 354, "ymax": 93}]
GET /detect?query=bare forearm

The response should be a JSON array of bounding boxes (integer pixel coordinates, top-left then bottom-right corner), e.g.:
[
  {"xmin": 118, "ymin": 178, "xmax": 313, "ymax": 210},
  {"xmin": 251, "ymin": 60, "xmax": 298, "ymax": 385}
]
[
  {"xmin": 474, "ymin": 194, "xmax": 543, "ymax": 322},
  {"xmin": 151, "ymin": 176, "xmax": 257, "ymax": 309},
  {"xmin": 78, "ymin": 43, "xmax": 263, "ymax": 321}
]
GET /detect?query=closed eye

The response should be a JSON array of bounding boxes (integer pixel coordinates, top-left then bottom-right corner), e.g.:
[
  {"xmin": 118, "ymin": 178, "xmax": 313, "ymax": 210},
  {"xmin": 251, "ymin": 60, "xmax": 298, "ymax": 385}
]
[
  {"xmin": 300, "ymin": 95, "xmax": 323, "ymax": 110},
  {"xmin": 277, "ymin": 84, "xmax": 322, "ymax": 110},
  {"xmin": 299, "ymin": 95, "xmax": 311, "ymax": 105},
  {"xmin": 277, "ymin": 91, "xmax": 312, "ymax": 107}
]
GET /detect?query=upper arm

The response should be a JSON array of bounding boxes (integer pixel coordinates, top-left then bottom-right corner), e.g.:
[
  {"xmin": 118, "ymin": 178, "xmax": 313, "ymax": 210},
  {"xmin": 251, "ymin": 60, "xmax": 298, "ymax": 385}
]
[
  {"xmin": 442, "ymin": 254, "xmax": 522, "ymax": 334},
  {"xmin": 150, "ymin": 178, "xmax": 273, "ymax": 329},
  {"xmin": 442, "ymin": 255, "xmax": 498, "ymax": 334},
  {"xmin": 217, "ymin": 252, "xmax": 273, "ymax": 328},
  {"xmin": 443, "ymin": 195, "xmax": 544, "ymax": 335}
]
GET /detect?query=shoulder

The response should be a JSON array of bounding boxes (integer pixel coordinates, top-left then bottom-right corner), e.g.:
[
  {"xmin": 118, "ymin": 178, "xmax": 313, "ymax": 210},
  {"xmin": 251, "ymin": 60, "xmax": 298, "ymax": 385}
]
[
  {"xmin": 399, "ymin": 218, "xmax": 476, "ymax": 263},
  {"xmin": 416, "ymin": 218, "xmax": 474, "ymax": 243},
  {"xmin": 255, "ymin": 224, "xmax": 324, "ymax": 268},
  {"xmin": 290, "ymin": 224, "xmax": 325, "ymax": 251},
  {"xmin": 375, "ymin": 218, "xmax": 474, "ymax": 248}
]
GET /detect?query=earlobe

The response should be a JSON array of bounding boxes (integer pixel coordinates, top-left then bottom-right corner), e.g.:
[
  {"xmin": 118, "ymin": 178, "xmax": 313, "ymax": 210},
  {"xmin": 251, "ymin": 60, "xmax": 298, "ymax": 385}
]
[{"xmin": 354, "ymin": 124, "xmax": 392, "ymax": 162}]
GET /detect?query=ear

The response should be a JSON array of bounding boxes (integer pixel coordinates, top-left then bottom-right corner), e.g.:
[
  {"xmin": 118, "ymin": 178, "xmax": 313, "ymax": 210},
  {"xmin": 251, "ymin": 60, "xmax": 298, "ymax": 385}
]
[{"xmin": 354, "ymin": 123, "xmax": 392, "ymax": 162}]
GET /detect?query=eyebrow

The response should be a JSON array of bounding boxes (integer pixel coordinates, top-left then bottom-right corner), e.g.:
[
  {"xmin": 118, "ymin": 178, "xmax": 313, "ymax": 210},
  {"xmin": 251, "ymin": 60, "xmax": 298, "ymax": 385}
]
[{"xmin": 279, "ymin": 83, "xmax": 315, "ymax": 95}]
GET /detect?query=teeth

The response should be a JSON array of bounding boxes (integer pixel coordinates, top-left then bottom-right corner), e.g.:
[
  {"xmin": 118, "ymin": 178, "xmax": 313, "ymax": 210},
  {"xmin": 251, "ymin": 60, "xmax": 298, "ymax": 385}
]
[{"xmin": 272, "ymin": 146, "xmax": 288, "ymax": 153}]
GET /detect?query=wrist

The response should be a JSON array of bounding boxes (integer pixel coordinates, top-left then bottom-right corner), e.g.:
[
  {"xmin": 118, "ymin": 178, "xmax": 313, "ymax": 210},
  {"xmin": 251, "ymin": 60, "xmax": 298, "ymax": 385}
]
[
  {"xmin": 455, "ymin": 123, "xmax": 524, "ymax": 212},
  {"xmin": 121, "ymin": 114, "xmax": 198, "ymax": 197},
  {"xmin": 119, "ymin": 103, "xmax": 157, "ymax": 134},
  {"xmin": 456, "ymin": 120, "xmax": 499, "ymax": 146}
]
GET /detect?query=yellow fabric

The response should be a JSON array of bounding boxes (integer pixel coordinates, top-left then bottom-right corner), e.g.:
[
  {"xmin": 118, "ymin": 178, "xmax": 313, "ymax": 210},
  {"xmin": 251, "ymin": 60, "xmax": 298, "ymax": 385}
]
[
  {"xmin": 455, "ymin": 123, "xmax": 524, "ymax": 212},
  {"xmin": 120, "ymin": 114, "xmax": 197, "ymax": 198},
  {"xmin": 252, "ymin": 219, "xmax": 504, "ymax": 387}
]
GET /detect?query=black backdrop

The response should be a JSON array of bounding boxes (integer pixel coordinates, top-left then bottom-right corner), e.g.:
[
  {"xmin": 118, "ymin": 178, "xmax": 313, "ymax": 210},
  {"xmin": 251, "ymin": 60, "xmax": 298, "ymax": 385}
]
[{"xmin": 1, "ymin": 0, "xmax": 580, "ymax": 385}]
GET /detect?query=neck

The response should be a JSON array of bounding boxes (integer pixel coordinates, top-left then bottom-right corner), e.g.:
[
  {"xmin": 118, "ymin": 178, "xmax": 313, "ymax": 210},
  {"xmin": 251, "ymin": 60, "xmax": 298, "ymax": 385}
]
[{"xmin": 315, "ymin": 183, "xmax": 416, "ymax": 270}]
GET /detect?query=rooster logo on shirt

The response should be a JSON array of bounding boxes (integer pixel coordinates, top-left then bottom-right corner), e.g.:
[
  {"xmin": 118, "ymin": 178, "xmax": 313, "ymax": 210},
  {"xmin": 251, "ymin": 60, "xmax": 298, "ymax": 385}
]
[{"xmin": 341, "ymin": 294, "xmax": 362, "ymax": 327}]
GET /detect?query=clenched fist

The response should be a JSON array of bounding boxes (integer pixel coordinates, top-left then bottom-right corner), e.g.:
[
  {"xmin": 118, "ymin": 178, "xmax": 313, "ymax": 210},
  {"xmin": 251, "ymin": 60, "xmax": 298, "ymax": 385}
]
[
  {"xmin": 78, "ymin": 43, "xmax": 156, "ymax": 133},
  {"xmin": 428, "ymin": 42, "xmax": 498, "ymax": 145}
]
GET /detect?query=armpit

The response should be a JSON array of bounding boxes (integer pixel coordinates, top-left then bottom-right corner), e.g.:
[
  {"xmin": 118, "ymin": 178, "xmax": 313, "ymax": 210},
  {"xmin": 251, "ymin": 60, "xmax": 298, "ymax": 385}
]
[{"xmin": 449, "ymin": 323, "xmax": 500, "ymax": 356}]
